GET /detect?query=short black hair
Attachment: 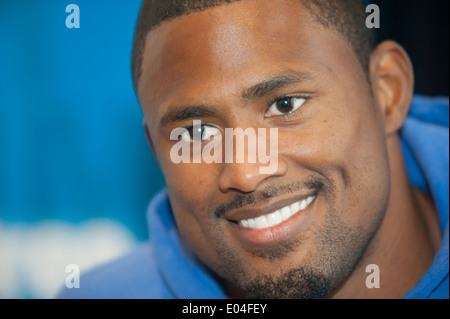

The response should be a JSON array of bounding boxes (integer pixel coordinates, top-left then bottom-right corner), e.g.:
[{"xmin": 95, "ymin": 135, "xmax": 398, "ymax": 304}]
[{"xmin": 131, "ymin": 0, "xmax": 375, "ymax": 90}]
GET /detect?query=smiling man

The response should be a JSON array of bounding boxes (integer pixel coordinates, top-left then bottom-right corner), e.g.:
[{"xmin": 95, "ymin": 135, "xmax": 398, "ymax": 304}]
[{"xmin": 58, "ymin": 0, "xmax": 448, "ymax": 299}]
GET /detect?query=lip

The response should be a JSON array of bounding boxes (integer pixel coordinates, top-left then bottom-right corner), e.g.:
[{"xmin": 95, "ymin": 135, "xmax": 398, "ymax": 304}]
[{"xmin": 224, "ymin": 193, "xmax": 317, "ymax": 247}]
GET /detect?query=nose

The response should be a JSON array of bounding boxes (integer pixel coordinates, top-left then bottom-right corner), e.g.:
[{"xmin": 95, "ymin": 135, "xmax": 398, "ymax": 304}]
[{"xmin": 218, "ymin": 154, "xmax": 287, "ymax": 194}]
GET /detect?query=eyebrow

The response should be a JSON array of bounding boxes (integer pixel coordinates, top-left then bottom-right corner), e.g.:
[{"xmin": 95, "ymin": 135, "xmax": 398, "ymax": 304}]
[
  {"xmin": 159, "ymin": 105, "xmax": 218, "ymax": 128},
  {"xmin": 241, "ymin": 70, "xmax": 315, "ymax": 101},
  {"xmin": 159, "ymin": 70, "xmax": 314, "ymax": 128}
]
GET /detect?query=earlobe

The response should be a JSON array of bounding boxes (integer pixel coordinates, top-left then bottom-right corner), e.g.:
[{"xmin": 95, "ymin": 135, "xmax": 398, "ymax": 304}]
[{"xmin": 369, "ymin": 40, "xmax": 414, "ymax": 135}]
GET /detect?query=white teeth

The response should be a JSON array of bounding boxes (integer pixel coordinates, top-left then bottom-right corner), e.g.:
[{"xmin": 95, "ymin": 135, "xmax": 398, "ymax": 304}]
[
  {"xmin": 254, "ymin": 216, "xmax": 269, "ymax": 229},
  {"xmin": 240, "ymin": 220, "xmax": 249, "ymax": 228},
  {"xmin": 280, "ymin": 206, "xmax": 292, "ymax": 220},
  {"xmin": 237, "ymin": 195, "xmax": 316, "ymax": 229},
  {"xmin": 290, "ymin": 201, "xmax": 301, "ymax": 213},
  {"xmin": 299, "ymin": 198, "xmax": 308, "ymax": 210},
  {"xmin": 267, "ymin": 211, "xmax": 283, "ymax": 227}
]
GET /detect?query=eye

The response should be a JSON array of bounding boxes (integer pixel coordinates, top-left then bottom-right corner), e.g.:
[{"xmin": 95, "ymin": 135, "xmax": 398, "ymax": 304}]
[
  {"xmin": 265, "ymin": 97, "xmax": 306, "ymax": 117},
  {"xmin": 181, "ymin": 124, "xmax": 221, "ymax": 143}
]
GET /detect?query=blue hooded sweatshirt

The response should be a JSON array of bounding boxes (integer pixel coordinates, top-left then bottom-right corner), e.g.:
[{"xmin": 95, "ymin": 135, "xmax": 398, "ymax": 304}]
[{"xmin": 57, "ymin": 95, "xmax": 449, "ymax": 299}]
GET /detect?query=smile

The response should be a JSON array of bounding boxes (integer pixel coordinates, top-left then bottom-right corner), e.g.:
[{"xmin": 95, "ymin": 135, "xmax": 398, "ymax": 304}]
[{"xmin": 237, "ymin": 195, "xmax": 316, "ymax": 229}]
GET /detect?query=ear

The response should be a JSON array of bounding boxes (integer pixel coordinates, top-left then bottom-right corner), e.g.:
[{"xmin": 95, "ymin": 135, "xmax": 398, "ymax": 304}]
[{"xmin": 369, "ymin": 40, "xmax": 414, "ymax": 135}]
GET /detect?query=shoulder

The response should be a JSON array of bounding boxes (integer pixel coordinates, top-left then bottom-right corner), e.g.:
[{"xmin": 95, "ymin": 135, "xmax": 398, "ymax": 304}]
[{"xmin": 56, "ymin": 242, "xmax": 172, "ymax": 299}]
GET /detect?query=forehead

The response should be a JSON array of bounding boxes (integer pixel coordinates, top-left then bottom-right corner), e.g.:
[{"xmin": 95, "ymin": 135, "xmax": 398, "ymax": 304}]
[{"xmin": 138, "ymin": 0, "xmax": 357, "ymax": 123}]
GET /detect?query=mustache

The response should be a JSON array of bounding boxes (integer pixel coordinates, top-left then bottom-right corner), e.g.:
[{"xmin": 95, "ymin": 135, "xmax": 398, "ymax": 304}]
[{"xmin": 213, "ymin": 176, "xmax": 325, "ymax": 218}]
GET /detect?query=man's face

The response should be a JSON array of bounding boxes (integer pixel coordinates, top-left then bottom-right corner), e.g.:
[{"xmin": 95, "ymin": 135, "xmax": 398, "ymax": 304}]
[{"xmin": 138, "ymin": 0, "xmax": 391, "ymax": 298}]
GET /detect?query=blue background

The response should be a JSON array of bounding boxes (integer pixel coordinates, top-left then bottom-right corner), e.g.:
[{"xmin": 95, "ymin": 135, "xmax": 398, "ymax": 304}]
[
  {"xmin": 0, "ymin": 1, "xmax": 166, "ymax": 298},
  {"xmin": 0, "ymin": 0, "xmax": 164, "ymax": 239}
]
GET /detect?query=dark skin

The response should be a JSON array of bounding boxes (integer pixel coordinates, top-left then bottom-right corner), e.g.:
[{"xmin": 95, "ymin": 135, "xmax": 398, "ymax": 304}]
[{"xmin": 137, "ymin": 0, "xmax": 441, "ymax": 298}]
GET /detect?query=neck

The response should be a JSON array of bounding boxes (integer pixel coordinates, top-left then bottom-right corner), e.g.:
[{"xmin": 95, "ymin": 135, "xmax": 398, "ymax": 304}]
[{"xmin": 330, "ymin": 135, "xmax": 441, "ymax": 298}]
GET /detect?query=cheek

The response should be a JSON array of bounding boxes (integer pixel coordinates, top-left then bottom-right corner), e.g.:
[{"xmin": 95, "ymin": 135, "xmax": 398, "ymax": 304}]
[
  {"xmin": 157, "ymin": 135, "xmax": 220, "ymax": 202},
  {"xmin": 279, "ymin": 100, "xmax": 390, "ymax": 223},
  {"xmin": 163, "ymin": 161, "xmax": 219, "ymax": 212}
]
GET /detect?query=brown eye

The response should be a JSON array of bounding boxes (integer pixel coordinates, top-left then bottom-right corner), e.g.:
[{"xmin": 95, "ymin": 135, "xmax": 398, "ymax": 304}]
[
  {"xmin": 187, "ymin": 125, "xmax": 205, "ymax": 141},
  {"xmin": 276, "ymin": 98, "xmax": 295, "ymax": 113},
  {"xmin": 182, "ymin": 124, "xmax": 221, "ymax": 142},
  {"xmin": 266, "ymin": 97, "xmax": 306, "ymax": 117}
]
